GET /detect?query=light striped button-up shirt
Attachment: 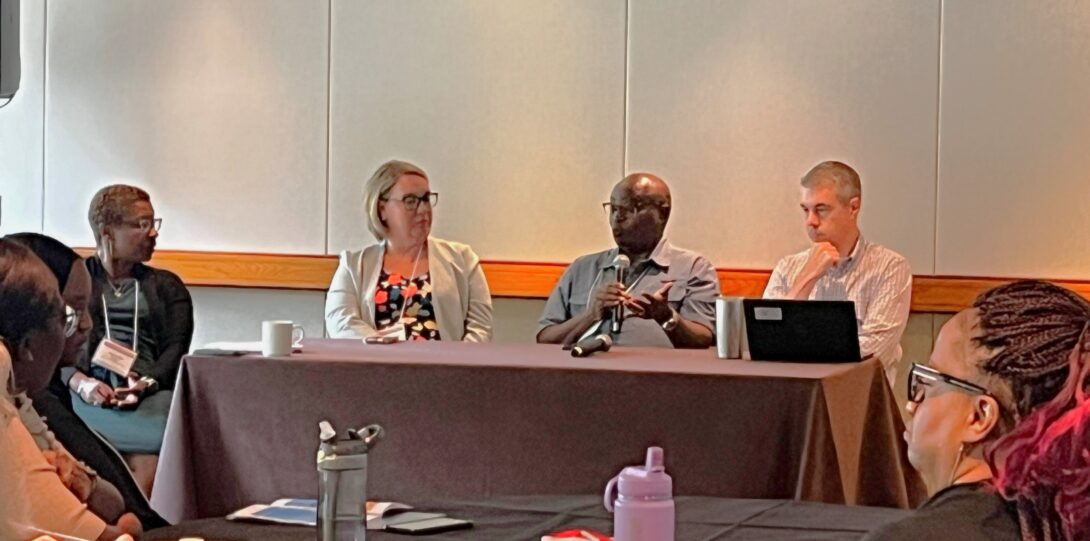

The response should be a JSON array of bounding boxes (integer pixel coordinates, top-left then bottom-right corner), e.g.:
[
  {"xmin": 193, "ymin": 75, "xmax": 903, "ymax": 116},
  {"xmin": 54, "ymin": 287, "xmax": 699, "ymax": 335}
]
[{"xmin": 763, "ymin": 237, "xmax": 912, "ymax": 386}]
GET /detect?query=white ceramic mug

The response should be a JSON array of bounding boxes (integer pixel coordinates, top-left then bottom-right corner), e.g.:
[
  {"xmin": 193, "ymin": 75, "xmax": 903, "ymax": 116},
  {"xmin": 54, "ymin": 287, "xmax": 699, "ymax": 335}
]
[{"xmin": 262, "ymin": 320, "xmax": 305, "ymax": 357}]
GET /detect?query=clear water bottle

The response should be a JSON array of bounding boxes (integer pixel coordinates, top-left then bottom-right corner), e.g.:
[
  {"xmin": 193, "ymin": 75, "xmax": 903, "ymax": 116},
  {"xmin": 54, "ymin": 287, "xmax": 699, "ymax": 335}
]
[
  {"xmin": 316, "ymin": 421, "xmax": 383, "ymax": 541},
  {"xmin": 603, "ymin": 447, "xmax": 675, "ymax": 541}
]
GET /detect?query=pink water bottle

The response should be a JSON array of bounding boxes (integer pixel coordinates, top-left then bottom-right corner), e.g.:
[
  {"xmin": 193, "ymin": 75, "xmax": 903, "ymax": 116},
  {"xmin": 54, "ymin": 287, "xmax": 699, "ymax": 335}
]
[{"xmin": 603, "ymin": 447, "xmax": 675, "ymax": 541}]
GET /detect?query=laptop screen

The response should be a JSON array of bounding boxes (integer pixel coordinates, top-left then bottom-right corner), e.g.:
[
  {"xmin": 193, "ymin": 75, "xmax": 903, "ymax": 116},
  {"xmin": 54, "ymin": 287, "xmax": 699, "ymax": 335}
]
[{"xmin": 743, "ymin": 299, "xmax": 862, "ymax": 363}]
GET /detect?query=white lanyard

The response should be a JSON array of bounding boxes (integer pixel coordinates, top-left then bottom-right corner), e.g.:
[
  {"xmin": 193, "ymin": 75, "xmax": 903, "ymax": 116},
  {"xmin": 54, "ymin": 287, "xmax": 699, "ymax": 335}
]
[
  {"xmin": 102, "ymin": 280, "xmax": 140, "ymax": 350},
  {"xmin": 394, "ymin": 244, "xmax": 425, "ymax": 324}
]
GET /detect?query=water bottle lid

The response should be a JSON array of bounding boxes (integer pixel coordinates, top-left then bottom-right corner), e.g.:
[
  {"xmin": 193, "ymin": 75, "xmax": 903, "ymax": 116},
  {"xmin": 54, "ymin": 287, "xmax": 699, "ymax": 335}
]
[{"xmin": 616, "ymin": 447, "xmax": 672, "ymax": 500}]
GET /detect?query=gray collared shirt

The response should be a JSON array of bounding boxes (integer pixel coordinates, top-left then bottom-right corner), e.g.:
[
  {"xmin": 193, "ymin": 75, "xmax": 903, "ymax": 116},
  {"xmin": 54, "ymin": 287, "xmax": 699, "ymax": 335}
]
[{"xmin": 538, "ymin": 238, "xmax": 720, "ymax": 347}]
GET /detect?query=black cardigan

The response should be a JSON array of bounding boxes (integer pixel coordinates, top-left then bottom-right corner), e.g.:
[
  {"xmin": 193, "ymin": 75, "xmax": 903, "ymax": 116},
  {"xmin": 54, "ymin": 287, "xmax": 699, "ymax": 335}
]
[{"xmin": 78, "ymin": 256, "xmax": 194, "ymax": 391}]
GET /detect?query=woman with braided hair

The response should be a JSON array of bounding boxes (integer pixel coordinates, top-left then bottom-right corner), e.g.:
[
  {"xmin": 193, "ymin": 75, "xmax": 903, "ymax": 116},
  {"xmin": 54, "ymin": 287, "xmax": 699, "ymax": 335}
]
[{"xmin": 866, "ymin": 280, "xmax": 1090, "ymax": 540}]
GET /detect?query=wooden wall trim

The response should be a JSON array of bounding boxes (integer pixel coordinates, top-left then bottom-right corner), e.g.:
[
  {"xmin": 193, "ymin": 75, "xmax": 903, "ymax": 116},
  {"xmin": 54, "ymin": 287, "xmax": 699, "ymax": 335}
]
[{"xmin": 75, "ymin": 249, "xmax": 1090, "ymax": 313}]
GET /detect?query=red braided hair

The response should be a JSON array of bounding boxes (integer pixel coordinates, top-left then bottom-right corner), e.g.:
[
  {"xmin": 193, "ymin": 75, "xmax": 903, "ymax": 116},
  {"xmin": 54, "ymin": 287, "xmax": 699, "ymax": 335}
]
[{"xmin": 973, "ymin": 280, "xmax": 1090, "ymax": 541}]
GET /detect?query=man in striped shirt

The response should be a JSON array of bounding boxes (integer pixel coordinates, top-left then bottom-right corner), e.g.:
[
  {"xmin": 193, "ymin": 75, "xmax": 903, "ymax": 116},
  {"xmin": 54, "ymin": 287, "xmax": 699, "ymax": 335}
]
[{"xmin": 763, "ymin": 161, "xmax": 911, "ymax": 388}]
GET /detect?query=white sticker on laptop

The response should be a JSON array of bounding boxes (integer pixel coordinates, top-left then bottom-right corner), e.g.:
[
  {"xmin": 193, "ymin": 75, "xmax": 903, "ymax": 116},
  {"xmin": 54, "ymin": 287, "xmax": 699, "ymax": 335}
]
[{"xmin": 753, "ymin": 307, "xmax": 783, "ymax": 321}]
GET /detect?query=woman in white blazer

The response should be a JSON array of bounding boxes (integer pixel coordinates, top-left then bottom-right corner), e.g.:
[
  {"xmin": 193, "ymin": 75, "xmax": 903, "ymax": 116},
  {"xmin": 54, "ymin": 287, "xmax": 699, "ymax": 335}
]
[{"xmin": 325, "ymin": 160, "xmax": 493, "ymax": 342}]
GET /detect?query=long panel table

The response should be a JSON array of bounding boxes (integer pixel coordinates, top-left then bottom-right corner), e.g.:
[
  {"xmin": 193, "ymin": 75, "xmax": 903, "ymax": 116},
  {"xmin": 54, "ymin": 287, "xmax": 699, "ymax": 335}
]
[
  {"xmin": 147, "ymin": 495, "xmax": 912, "ymax": 540},
  {"xmin": 150, "ymin": 340, "xmax": 924, "ymax": 522}
]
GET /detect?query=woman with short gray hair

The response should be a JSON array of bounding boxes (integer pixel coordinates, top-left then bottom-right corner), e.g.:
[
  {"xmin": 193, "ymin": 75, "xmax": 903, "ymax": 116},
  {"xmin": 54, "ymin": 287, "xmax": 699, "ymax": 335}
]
[
  {"xmin": 325, "ymin": 160, "xmax": 493, "ymax": 342},
  {"xmin": 69, "ymin": 184, "xmax": 193, "ymax": 499}
]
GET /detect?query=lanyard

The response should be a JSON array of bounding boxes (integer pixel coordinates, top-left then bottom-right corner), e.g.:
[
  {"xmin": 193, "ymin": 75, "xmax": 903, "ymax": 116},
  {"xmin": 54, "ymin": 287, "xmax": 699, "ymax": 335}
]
[
  {"xmin": 395, "ymin": 244, "xmax": 425, "ymax": 324},
  {"xmin": 102, "ymin": 280, "xmax": 140, "ymax": 350}
]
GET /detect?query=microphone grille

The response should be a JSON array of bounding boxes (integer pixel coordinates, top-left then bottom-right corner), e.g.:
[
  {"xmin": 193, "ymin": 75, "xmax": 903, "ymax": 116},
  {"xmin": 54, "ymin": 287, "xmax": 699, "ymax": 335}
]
[{"xmin": 613, "ymin": 254, "xmax": 630, "ymax": 270}]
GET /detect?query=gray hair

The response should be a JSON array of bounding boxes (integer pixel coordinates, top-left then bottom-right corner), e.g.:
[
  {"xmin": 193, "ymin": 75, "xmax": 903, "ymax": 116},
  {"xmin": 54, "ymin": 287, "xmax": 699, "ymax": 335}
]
[
  {"xmin": 800, "ymin": 161, "xmax": 861, "ymax": 203},
  {"xmin": 363, "ymin": 160, "xmax": 428, "ymax": 240}
]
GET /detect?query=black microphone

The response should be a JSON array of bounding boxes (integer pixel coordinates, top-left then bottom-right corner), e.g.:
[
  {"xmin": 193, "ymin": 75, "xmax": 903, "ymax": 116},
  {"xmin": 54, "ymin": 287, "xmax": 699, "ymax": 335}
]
[
  {"xmin": 611, "ymin": 254, "xmax": 630, "ymax": 334},
  {"xmin": 571, "ymin": 334, "xmax": 614, "ymax": 358}
]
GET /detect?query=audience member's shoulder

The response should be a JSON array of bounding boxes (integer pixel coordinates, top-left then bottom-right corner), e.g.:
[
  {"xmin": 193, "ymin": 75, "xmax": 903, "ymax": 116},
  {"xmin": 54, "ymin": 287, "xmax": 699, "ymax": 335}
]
[{"xmin": 864, "ymin": 485, "xmax": 1019, "ymax": 541}]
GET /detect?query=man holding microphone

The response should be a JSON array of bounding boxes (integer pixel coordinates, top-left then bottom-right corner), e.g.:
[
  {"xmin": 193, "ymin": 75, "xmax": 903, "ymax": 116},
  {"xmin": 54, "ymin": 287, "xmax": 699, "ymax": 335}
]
[{"xmin": 537, "ymin": 173, "xmax": 718, "ymax": 350}]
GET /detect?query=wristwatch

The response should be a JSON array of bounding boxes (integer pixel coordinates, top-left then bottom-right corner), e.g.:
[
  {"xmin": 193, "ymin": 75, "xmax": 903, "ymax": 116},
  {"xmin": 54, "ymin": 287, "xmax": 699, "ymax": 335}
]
[{"xmin": 660, "ymin": 308, "xmax": 680, "ymax": 332}]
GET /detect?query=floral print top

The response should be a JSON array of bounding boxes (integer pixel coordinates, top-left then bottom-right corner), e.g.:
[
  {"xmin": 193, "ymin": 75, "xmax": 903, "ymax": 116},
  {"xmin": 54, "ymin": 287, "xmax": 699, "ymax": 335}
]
[{"xmin": 373, "ymin": 270, "xmax": 441, "ymax": 340}]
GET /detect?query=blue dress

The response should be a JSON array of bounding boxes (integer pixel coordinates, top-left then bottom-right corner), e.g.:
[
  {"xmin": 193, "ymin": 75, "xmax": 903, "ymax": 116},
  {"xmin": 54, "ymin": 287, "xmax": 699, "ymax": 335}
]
[{"xmin": 73, "ymin": 279, "xmax": 171, "ymax": 454}]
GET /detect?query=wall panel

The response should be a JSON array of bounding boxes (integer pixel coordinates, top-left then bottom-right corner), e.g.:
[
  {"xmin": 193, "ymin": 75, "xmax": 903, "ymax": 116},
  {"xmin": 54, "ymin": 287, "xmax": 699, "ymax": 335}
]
[
  {"xmin": 43, "ymin": 0, "xmax": 329, "ymax": 253},
  {"xmin": 327, "ymin": 0, "xmax": 627, "ymax": 261},
  {"xmin": 937, "ymin": 1, "xmax": 1090, "ymax": 278},
  {"xmin": 627, "ymin": 0, "xmax": 940, "ymax": 272}
]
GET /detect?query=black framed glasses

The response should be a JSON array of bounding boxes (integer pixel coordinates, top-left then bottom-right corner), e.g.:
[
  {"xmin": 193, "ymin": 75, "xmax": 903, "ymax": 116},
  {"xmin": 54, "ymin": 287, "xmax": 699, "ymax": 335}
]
[
  {"xmin": 602, "ymin": 201, "xmax": 670, "ymax": 217},
  {"xmin": 122, "ymin": 217, "xmax": 162, "ymax": 233},
  {"xmin": 384, "ymin": 192, "xmax": 439, "ymax": 211},
  {"xmin": 63, "ymin": 304, "xmax": 82, "ymax": 338},
  {"xmin": 908, "ymin": 363, "xmax": 990, "ymax": 404}
]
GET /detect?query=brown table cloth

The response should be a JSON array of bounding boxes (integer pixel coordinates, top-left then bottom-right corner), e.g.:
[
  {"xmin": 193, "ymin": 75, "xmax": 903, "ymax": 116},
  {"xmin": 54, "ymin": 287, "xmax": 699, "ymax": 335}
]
[
  {"xmin": 151, "ymin": 340, "xmax": 924, "ymax": 522},
  {"xmin": 147, "ymin": 495, "xmax": 912, "ymax": 540}
]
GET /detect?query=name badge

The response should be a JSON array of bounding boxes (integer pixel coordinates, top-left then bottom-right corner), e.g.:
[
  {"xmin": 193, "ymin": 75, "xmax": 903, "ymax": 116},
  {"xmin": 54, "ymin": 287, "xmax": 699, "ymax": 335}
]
[{"xmin": 92, "ymin": 338, "xmax": 138, "ymax": 377}]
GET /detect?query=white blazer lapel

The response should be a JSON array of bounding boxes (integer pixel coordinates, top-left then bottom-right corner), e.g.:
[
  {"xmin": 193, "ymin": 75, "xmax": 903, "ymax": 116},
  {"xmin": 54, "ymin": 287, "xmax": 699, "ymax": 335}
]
[
  {"xmin": 427, "ymin": 238, "xmax": 464, "ymax": 341},
  {"xmin": 358, "ymin": 241, "xmax": 386, "ymax": 331}
]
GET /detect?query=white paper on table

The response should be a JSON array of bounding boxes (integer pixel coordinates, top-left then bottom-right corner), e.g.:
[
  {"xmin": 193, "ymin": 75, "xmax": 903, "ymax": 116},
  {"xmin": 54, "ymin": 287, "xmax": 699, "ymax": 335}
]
[
  {"xmin": 226, "ymin": 498, "xmax": 415, "ymax": 529},
  {"xmin": 201, "ymin": 341, "xmax": 302, "ymax": 353}
]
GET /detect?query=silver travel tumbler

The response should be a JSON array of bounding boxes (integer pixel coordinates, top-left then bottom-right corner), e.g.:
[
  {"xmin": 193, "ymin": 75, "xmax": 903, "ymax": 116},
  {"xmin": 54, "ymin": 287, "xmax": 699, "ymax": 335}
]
[
  {"xmin": 715, "ymin": 296, "xmax": 747, "ymax": 359},
  {"xmin": 317, "ymin": 421, "xmax": 384, "ymax": 541}
]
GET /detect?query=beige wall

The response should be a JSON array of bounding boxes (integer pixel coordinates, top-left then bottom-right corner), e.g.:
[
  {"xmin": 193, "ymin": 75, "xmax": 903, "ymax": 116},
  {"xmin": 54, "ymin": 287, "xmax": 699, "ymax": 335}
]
[
  {"xmin": 4, "ymin": 0, "xmax": 1089, "ymax": 278},
  {"xmin": 627, "ymin": 0, "xmax": 939, "ymax": 271},
  {"xmin": 2, "ymin": 1, "xmax": 1089, "ymax": 400},
  {"xmin": 936, "ymin": 1, "xmax": 1090, "ymax": 278},
  {"xmin": 327, "ymin": 1, "xmax": 626, "ymax": 259}
]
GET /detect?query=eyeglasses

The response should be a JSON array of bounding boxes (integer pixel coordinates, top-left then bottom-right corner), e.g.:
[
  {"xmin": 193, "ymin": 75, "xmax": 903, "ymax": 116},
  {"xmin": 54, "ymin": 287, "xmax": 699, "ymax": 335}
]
[
  {"xmin": 121, "ymin": 218, "xmax": 162, "ymax": 233},
  {"xmin": 63, "ymin": 304, "xmax": 82, "ymax": 338},
  {"xmin": 602, "ymin": 201, "xmax": 669, "ymax": 218},
  {"xmin": 908, "ymin": 363, "xmax": 991, "ymax": 404},
  {"xmin": 383, "ymin": 192, "xmax": 439, "ymax": 211}
]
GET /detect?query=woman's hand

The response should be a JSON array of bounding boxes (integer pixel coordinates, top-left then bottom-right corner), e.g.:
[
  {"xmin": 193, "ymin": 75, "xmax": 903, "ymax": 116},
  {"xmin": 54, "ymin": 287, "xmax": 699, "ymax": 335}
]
[
  {"xmin": 71, "ymin": 372, "xmax": 115, "ymax": 407},
  {"xmin": 112, "ymin": 374, "xmax": 152, "ymax": 409}
]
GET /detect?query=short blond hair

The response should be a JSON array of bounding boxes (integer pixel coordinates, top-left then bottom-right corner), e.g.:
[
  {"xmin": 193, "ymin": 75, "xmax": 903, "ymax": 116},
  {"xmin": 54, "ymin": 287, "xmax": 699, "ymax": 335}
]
[{"xmin": 363, "ymin": 160, "xmax": 428, "ymax": 240}]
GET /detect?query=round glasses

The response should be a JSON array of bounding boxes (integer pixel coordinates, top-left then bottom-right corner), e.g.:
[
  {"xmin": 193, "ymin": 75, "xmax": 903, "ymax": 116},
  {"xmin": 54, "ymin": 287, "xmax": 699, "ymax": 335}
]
[{"xmin": 121, "ymin": 217, "xmax": 162, "ymax": 233}]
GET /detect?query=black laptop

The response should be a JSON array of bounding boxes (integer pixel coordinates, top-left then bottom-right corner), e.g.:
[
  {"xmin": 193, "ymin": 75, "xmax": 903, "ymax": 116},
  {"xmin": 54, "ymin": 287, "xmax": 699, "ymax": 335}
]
[{"xmin": 742, "ymin": 299, "xmax": 862, "ymax": 363}]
